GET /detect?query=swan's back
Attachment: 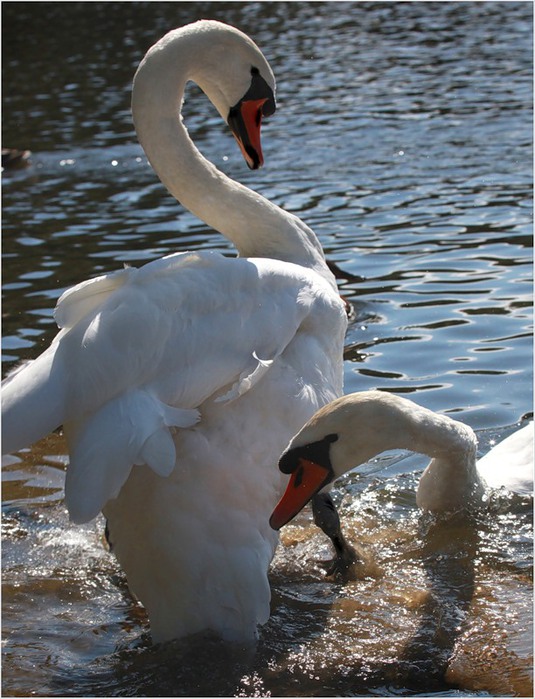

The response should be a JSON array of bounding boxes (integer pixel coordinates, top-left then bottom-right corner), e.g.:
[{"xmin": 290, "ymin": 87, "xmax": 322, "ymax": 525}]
[
  {"xmin": 477, "ymin": 422, "xmax": 534, "ymax": 495},
  {"xmin": 2, "ymin": 249, "xmax": 346, "ymax": 641}
]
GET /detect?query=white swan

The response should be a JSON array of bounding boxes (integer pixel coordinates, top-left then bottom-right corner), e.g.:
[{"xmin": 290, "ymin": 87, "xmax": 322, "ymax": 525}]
[
  {"xmin": 1, "ymin": 21, "xmax": 347, "ymax": 642},
  {"xmin": 270, "ymin": 391, "xmax": 533, "ymax": 529}
]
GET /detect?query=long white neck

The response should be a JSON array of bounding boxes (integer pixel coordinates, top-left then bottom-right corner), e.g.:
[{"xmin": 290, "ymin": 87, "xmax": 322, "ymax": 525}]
[
  {"xmin": 412, "ymin": 410, "xmax": 484, "ymax": 512},
  {"xmin": 312, "ymin": 392, "xmax": 484, "ymax": 513},
  {"xmin": 371, "ymin": 395, "xmax": 484, "ymax": 513},
  {"xmin": 131, "ymin": 26, "xmax": 332, "ymax": 285}
]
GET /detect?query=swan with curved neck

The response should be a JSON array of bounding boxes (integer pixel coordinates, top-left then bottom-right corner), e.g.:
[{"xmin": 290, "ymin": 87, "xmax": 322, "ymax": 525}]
[
  {"xmin": 2, "ymin": 21, "xmax": 347, "ymax": 642},
  {"xmin": 270, "ymin": 391, "xmax": 533, "ymax": 529},
  {"xmin": 132, "ymin": 21, "xmax": 329, "ymax": 280}
]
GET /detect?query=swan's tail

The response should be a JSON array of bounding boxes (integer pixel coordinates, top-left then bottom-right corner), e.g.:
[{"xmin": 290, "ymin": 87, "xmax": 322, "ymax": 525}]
[{"xmin": 1, "ymin": 343, "xmax": 66, "ymax": 455}]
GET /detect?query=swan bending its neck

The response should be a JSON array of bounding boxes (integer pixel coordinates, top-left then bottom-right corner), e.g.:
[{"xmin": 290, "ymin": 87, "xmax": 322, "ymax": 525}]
[
  {"xmin": 270, "ymin": 391, "xmax": 533, "ymax": 528},
  {"xmin": 132, "ymin": 20, "xmax": 330, "ymax": 283}
]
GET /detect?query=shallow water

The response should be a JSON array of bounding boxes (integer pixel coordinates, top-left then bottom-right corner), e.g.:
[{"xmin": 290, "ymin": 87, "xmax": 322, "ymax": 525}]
[{"xmin": 1, "ymin": 2, "xmax": 533, "ymax": 697}]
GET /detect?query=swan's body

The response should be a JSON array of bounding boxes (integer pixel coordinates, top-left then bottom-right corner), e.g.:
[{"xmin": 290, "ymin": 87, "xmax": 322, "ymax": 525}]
[
  {"xmin": 1, "ymin": 21, "xmax": 347, "ymax": 642},
  {"xmin": 475, "ymin": 424, "xmax": 533, "ymax": 495},
  {"xmin": 270, "ymin": 391, "xmax": 533, "ymax": 529}
]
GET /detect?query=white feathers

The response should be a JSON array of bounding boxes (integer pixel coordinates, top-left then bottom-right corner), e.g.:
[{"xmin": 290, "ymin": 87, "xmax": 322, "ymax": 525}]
[
  {"xmin": 4, "ymin": 250, "xmax": 344, "ymax": 530},
  {"xmin": 55, "ymin": 268, "xmax": 132, "ymax": 330},
  {"xmin": 65, "ymin": 389, "xmax": 200, "ymax": 523},
  {"xmin": 476, "ymin": 422, "xmax": 534, "ymax": 495},
  {"xmin": 1, "ymin": 21, "xmax": 347, "ymax": 643},
  {"xmin": 215, "ymin": 352, "xmax": 275, "ymax": 403},
  {"xmin": 1, "ymin": 341, "xmax": 67, "ymax": 455}
]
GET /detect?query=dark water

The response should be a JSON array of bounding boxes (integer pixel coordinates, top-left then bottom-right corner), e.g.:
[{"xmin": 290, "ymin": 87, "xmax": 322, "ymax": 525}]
[{"xmin": 2, "ymin": 2, "xmax": 532, "ymax": 697}]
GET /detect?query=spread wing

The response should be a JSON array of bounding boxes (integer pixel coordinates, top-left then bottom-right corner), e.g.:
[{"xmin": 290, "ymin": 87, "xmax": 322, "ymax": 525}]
[{"xmin": 2, "ymin": 250, "xmax": 346, "ymax": 522}]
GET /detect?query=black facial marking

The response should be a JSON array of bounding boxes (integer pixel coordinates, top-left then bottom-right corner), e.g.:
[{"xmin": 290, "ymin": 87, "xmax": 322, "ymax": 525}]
[
  {"xmin": 228, "ymin": 70, "xmax": 276, "ymax": 121},
  {"xmin": 279, "ymin": 433, "xmax": 339, "ymax": 475}
]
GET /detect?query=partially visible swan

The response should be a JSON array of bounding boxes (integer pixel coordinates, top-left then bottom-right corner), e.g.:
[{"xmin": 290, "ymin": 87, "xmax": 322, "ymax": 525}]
[
  {"xmin": 1, "ymin": 148, "xmax": 31, "ymax": 170},
  {"xmin": 1, "ymin": 21, "xmax": 347, "ymax": 642},
  {"xmin": 270, "ymin": 391, "xmax": 533, "ymax": 529},
  {"xmin": 475, "ymin": 424, "xmax": 533, "ymax": 495}
]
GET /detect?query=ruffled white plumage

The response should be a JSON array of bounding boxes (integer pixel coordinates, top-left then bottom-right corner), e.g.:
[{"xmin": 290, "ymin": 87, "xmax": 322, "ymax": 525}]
[
  {"xmin": 50, "ymin": 250, "xmax": 344, "ymax": 524},
  {"xmin": 1, "ymin": 20, "xmax": 348, "ymax": 642},
  {"xmin": 2, "ymin": 249, "xmax": 346, "ymax": 640}
]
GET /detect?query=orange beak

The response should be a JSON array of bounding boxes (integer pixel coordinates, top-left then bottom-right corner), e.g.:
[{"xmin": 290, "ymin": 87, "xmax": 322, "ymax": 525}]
[
  {"xmin": 269, "ymin": 458, "xmax": 332, "ymax": 530},
  {"xmin": 228, "ymin": 97, "xmax": 270, "ymax": 170}
]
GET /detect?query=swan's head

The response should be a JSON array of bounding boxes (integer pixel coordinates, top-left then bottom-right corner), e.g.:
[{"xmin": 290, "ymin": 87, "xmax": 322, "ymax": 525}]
[
  {"xmin": 226, "ymin": 66, "xmax": 276, "ymax": 170},
  {"xmin": 134, "ymin": 20, "xmax": 276, "ymax": 170},
  {"xmin": 269, "ymin": 431, "xmax": 339, "ymax": 530},
  {"xmin": 186, "ymin": 21, "xmax": 276, "ymax": 169},
  {"xmin": 269, "ymin": 393, "xmax": 395, "ymax": 530}
]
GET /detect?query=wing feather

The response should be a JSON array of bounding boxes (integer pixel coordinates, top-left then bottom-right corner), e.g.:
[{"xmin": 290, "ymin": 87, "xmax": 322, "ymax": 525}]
[{"xmin": 3, "ymin": 249, "xmax": 346, "ymax": 522}]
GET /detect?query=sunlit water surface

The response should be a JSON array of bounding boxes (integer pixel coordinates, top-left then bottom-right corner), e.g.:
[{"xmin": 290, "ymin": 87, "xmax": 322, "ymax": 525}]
[{"xmin": 2, "ymin": 3, "xmax": 532, "ymax": 697}]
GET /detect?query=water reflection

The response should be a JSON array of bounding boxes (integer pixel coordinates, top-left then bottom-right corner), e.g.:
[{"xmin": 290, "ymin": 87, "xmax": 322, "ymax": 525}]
[{"xmin": 399, "ymin": 515, "xmax": 479, "ymax": 690}]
